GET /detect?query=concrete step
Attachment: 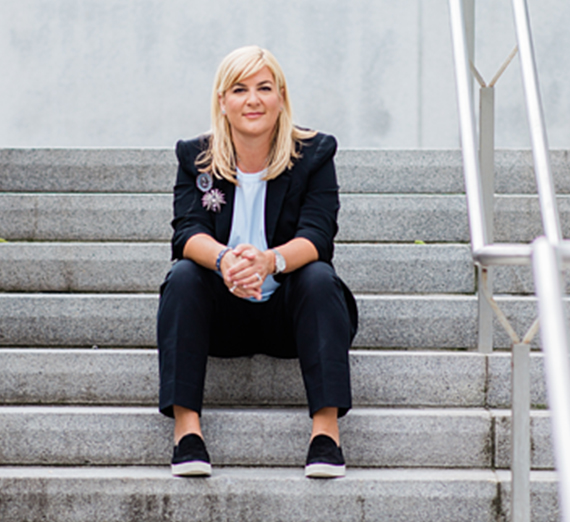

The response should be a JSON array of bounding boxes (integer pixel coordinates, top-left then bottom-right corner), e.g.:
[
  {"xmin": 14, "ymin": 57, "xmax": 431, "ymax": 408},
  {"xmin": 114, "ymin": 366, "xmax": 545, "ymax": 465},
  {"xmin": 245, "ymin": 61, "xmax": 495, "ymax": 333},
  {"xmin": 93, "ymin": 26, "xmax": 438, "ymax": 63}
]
[
  {"xmin": 0, "ymin": 349, "xmax": 548, "ymax": 409},
  {"xmin": 0, "ymin": 406, "xmax": 554, "ymax": 469},
  {"xmin": 0, "ymin": 241, "xmax": 553, "ymax": 295},
  {"xmin": 0, "ymin": 467, "xmax": 559, "ymax": 522},
  {"xmin": 0, "ymin": 293, "xmax": 553, "ymax": 349},
  {"xmin": 2, "ymin": 193, "xmax": 570, "ymax": 242},
  {"xmin": 2, "ymin": 147, "xmax": 570, "ymax": 195}
]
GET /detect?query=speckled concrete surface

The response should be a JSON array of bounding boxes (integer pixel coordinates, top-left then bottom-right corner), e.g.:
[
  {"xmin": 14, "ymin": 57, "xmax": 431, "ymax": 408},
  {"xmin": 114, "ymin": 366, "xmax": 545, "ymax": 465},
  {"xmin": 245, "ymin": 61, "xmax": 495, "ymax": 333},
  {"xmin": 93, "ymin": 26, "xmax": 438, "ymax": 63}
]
[
  {"xmin": 0, "ymin": 242, "xmax": 476, "ymax": 294},
  {"xmin": 0, "ymin": 293, "xmax": 560, "ymax": 349},
  {"xmin": 487, "ymin": 353, "xmax": 547, "ymax": 408},
  {"xmin": 0, "ymin": 348, "xmax": 549, "ymax": 409},
  {"xmin": 1, "ymin": 241, "xmax": 563, "ymax": 295},
  {"xmin": 0, "ymin": 467, "xmax": 508, "ymax": 522},
  {"xmin": 3, "ymin": 193, "xmax": 570, "ymax": 243},
  {"xmin": 0, "ymin": 466, "xmax": 560, "ymax": 522},
  {"xmin": 0, "ymin": 148, "xmax": 176, "ymax": 193},
  {"xmin": 0, "ymin": 406, "xmax": 492, "ymax": 468},
  {"xmin": 0, "ymin": 193, "xmax": 172, "ymax": 241},
  {"xmin": 0, "ymin": 349, "xmax": 487, "ymax": 408},
  {"xmin": 2, "ymin": 149, "xmax": 570, "ymax": 195},
  {"xmin": 494, "ymin": 410, "xmax": 554, "ymax": 470},
  {"xmin": 0, "ymin": 146, "xmax": 563, "ymax": 519}
]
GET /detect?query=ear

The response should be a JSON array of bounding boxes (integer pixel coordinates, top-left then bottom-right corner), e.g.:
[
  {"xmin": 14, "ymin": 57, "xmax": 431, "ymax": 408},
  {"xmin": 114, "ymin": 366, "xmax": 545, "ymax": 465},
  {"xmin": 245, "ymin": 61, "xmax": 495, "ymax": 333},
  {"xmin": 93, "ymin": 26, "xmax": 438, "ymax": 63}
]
[{"xmin": 218, "ymin": 93, "xmax": 226, "ymax": 114}]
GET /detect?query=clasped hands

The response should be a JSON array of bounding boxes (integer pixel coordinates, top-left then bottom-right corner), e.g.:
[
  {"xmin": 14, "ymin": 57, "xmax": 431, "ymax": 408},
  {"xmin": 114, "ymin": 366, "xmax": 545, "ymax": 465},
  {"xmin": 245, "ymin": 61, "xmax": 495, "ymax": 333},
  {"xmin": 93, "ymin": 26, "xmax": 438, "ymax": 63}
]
[{"xmin": 220, "ymin": 244, "xmax": 275, "ymax": 300}]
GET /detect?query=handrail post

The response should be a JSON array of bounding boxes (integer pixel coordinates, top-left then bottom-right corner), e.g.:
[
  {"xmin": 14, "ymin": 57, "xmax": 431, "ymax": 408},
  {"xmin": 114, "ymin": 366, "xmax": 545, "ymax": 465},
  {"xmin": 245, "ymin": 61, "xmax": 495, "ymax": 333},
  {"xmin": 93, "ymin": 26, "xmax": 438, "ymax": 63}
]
[
  {"xmin": 512, "ymin": 341, "xmax": 531, "ymax": 522},
  {"xmin": 477, "ymin": 86, "xmax": 495, "ymax": 353},
  {"xmin": 533, "ymin": 237, "xmax": 570, "ymax": 522}
]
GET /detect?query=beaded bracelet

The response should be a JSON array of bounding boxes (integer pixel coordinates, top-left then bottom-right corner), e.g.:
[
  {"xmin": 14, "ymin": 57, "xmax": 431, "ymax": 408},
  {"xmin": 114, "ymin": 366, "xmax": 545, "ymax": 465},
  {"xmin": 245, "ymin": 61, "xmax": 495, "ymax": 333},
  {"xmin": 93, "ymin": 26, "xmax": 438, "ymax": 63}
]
[{"xmin": 215, "ymin": 247, "xmax": 231, "ymax": 272}]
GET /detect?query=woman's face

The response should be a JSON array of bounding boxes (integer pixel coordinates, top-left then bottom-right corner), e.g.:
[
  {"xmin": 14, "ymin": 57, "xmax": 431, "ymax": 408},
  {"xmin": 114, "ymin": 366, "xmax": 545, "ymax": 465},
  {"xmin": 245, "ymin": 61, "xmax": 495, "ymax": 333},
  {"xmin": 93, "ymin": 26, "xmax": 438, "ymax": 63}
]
[{"xmin": 219, "ymin": 66, "xmax": 283, "ymax": 145}]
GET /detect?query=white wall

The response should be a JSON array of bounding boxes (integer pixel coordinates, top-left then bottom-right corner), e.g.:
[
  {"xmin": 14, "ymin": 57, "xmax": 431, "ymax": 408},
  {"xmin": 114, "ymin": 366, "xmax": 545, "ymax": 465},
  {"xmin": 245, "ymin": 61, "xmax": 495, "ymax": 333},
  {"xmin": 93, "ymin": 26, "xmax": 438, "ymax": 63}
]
[{"xmin": 1, "ymin": 0, "xmax": 569, "ymax": 149}]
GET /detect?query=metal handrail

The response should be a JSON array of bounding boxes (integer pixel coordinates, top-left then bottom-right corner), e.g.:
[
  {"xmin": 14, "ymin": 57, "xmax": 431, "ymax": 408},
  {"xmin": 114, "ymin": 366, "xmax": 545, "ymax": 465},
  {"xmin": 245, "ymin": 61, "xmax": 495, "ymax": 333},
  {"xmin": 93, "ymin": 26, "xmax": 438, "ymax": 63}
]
[
  {"xmin": 449, "ymin": 0, "xmax": 570, "ymax": 520},
  {"xmin": 449, "ymin": 0, "xmax": 562, "ymax": 261},
  {"xmin": 512, "ymin": 1, "xmax": 562, "ymax": 244},
  {"xmin": 449, "ymin": 0, "xmax": 487, "ymax": 253},
  {"xmin": 532, "ymin": 237, "xmax": 570, "ymax": 522}
]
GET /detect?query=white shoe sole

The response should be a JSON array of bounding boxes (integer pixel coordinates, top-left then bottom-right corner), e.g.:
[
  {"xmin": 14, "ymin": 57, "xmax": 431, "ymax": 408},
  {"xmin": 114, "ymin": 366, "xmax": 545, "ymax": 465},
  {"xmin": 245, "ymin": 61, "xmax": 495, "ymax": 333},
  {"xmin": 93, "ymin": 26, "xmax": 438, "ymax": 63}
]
[
  {"xmin": 305, "ymin": 463, "xmax": 346, "ymax": 478},
  {"xmin": 171, "ymin": 461, "xmax": 212, "ymax": 477}
]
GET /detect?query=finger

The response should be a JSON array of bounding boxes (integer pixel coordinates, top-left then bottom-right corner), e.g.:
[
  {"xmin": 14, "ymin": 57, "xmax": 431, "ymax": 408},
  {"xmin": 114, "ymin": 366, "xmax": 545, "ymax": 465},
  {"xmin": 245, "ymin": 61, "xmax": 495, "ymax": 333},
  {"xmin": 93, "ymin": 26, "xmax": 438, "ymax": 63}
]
[
  {"xmin": 227, "ymin": 257, "xmax": 256, "ymax": 277},
  {"xmin": 250, "ymin": 289, "xmax": 263, "ymax": 300},
  {"xmin": 229, "ymin": 284, "xmax": 248, "ymax": 298},
  {"xmin": 237, "ymin": 286, "xmax": 262, "ymax": 300},
  {"xmin": 228, "ymin": 264, "xmax": 260, "ymax": 283},
  {"xmin": 232, "ymin": 244, "xmax": 248, "ymax": 255},
  {"xmin": 232, "ymin": 285, "xmax": 259, "ymax": 300},
  {"xmin": 232, "ymin": 244, "xmax": 256, "ymax": 257},
  {"xmin": 233, "ymin": 271, "xmax": 264, "ymax": 288},
  {"xmin": 242, "ymin": 272, "xmax": 264, "ymax": 288},
  {"xmin": 233, "ymin": 244, "xmax": 260, "ymax": 261},
  {"xmin": 239, "ymin": 249, "xmax": 258, "ymax": 260}
]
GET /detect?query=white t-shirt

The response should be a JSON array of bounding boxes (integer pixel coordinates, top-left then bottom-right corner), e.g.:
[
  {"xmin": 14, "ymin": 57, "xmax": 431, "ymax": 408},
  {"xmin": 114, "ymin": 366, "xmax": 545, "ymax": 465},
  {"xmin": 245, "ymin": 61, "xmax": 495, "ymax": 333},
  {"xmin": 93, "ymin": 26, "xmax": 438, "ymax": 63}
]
[{"xmin": 226, "ymin": 168, "xmax": 280, "ymax": 302}]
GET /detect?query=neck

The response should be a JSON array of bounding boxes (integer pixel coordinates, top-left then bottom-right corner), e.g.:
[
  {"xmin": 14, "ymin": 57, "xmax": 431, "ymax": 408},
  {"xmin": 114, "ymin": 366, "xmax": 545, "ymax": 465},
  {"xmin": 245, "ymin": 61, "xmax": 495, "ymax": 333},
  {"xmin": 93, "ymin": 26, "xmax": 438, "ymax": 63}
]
[{"xmin": 231, "ymin": 132, "xmax": 271, "ymax": 174}]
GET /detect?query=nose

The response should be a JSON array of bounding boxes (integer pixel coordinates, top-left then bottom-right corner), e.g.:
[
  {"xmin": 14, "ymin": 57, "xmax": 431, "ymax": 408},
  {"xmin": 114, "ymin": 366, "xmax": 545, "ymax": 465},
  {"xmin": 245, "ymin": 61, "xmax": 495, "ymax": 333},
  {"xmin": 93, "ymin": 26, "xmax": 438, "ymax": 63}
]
[{"xmin": 246, "ymin": 88, "xmax": 260, "ymax": 105}]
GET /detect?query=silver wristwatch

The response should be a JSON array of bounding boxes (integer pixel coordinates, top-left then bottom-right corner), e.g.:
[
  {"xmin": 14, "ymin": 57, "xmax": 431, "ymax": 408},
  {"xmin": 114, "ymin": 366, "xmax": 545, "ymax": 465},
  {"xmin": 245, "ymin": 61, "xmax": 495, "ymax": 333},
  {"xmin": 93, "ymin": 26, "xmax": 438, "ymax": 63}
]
[{"xmin": 272, "ymin": 249, "xmax": 286, "ymax": 275}]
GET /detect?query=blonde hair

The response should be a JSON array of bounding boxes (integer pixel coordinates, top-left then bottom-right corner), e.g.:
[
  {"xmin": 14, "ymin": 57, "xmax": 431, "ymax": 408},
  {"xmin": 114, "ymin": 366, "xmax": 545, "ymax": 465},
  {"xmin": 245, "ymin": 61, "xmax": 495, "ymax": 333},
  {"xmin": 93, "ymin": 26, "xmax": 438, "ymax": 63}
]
[{"xmin": 196, "ymin": 45, "xmax": 316, "ymax": 183}]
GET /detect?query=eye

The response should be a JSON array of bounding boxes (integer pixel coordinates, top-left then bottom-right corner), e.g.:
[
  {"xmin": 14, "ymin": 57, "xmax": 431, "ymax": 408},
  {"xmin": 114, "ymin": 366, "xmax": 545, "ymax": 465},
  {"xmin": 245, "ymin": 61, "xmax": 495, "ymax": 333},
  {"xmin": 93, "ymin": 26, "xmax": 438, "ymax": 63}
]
[
  {"xmin": 260, "ymin": 86, "xmax": 272, "ymax": 92},
  {"xmin": 232, "ymin": 86, "xmax": 246, "ymax": 93}
]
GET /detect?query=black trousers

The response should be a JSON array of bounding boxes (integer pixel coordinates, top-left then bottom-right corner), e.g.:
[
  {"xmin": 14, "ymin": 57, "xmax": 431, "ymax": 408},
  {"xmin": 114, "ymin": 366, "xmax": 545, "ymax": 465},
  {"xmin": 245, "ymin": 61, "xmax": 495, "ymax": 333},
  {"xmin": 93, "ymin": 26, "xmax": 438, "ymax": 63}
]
[{"xmin": 157, "ymin": 259, "xmax": 355, "ymax": 419}]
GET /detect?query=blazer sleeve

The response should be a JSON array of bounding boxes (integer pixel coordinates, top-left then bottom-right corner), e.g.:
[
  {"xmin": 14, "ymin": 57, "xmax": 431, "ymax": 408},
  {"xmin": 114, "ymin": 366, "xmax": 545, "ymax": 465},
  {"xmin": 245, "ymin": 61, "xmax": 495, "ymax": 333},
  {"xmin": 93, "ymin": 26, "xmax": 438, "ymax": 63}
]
[
  {"xmin": 293, "ymin": 134, "xmax": 340, "ymax": 263},
  {"xmin": 170, "ymin": 138, "xmax": 216, "ymax": 260}
]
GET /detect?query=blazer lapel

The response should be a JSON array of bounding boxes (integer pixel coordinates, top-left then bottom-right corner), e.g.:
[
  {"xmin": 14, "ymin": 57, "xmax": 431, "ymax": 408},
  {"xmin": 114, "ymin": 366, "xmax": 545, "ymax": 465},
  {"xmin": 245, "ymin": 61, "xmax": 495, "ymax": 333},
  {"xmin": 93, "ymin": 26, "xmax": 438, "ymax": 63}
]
[
  {"xmin": 265, "ymin": 170, "xmax": 291, "ymax": 246},
  {"xmin": 215, "ymin": 180, "xmax": 235, "ymax": 244}
]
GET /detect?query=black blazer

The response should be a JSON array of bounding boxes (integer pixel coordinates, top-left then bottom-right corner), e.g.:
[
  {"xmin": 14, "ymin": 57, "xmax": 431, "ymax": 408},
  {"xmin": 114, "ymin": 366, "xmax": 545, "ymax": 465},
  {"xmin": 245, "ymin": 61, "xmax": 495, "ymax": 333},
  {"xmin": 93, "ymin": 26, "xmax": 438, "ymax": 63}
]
[{"xmin": 170, "ymin": 132, "xmax": 357, "ymax": 333}]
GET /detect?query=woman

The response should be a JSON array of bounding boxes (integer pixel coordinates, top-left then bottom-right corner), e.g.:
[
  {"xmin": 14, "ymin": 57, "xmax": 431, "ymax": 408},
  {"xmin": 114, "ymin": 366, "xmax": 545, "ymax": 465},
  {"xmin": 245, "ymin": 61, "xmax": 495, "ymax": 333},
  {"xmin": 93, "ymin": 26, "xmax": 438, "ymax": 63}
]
[{"xmin": 157, "ymin": 45, "xmax": 357, "ymax": 479}]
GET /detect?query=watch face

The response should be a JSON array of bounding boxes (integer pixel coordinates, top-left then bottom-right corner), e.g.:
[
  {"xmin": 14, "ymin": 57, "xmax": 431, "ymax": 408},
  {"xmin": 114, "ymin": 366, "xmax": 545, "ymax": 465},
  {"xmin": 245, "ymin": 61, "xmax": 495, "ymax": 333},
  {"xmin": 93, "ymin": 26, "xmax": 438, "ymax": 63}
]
[{"xmin": 275, "ymin": 251, "xmax": 286, "ymax": 273}]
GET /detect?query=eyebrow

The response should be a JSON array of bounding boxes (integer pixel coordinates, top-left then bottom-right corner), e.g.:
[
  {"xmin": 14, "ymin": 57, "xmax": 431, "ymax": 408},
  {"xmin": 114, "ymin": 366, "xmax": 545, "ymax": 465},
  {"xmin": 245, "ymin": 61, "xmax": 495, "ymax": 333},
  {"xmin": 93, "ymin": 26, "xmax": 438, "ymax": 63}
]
[{"xmin": 233, "ymin": 80, "xmax": 274, "ymax": 88}]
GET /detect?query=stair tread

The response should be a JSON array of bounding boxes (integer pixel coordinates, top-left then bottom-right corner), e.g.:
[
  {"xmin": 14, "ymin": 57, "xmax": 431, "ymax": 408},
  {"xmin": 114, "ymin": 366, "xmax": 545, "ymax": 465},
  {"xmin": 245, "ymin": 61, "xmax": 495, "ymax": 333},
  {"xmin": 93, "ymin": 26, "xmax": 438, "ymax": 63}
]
[
  {"xmin": 0, "ymin": 467, "xmax": 559, "ymax": 522},
  {"xmin": 0, "ymin": 348, "xmax": 547, "ymax": 409},
  {"xmin": 1, "ymin": 241, "xmax": 551, "ymax": 295},
  {"xmin": 2, "ymin": 148, "xmax": 570, "ymax": 194},
  {"xmin": 2, "ymin": 192, "xmax": 570, "ymax": 242},
  {"xmin": 0, "ymin": 292, "xmax": 553, "ymax": 349},
  {"xmin": 0, "ymin": 405, "xmax": 554, "ymax": 469},
  {"xmin": 0, "ymin": 465, "xmax": 552, "ymax": 480}
]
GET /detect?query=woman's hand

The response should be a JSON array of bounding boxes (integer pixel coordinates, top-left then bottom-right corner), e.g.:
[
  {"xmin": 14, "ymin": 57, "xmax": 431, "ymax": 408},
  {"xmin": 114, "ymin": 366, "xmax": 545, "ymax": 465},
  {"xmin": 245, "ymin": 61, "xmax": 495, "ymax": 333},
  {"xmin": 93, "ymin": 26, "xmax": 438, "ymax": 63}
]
[{"xmin": 220, "ymin": 244, "xmax": 274, "ymax": 300}]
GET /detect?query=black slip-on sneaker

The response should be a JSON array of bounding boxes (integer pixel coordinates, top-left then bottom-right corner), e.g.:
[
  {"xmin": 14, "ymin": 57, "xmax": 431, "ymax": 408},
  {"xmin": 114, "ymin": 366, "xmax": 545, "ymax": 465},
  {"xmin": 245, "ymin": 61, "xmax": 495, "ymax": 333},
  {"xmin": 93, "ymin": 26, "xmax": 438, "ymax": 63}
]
[
  {"xmin": 305, "ymin": 434, "xmax": 346, "ymax": 478},
  {"xmin": 171, "ymin": 433, "xmax": 212, "ymax": 477}
]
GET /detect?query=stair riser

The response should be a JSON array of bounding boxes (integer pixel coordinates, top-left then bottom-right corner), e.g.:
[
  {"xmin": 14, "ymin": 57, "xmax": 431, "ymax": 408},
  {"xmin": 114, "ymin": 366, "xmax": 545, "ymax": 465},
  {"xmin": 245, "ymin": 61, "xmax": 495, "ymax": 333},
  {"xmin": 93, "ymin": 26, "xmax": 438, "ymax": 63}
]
[
  {"xmin": 495, "ymin": 412, "xmax": 553, "ymax": 469},
  {"xmin": 2, "ymin": 148, "xmax": 570, "ymax": 195},
  {"xmin": 357, "ymin": 295, "xmax": 547, "ymax": 349},
  {"xmin": 0, "ymin": 407, "xmax": 553, "ymax": 469},
  {"xmin": 1, "ymin": 242, "xmax": 551, "ymax": 294},
  {"xmin": 0, "ymin": 349, "xmax": 547, "ymax": 409},
  {"xmin": 0, "ymin": 294, "xmax": 552, "ymax": 348},
  {"xmin": 0, "ymin": 468, "xmax": 520, "ymax": 522},
  {"xmin": 0, "ymin": 243, "xmax": 475, "ymax": 294},
  {"xmin": 2, "ymin": 193, "xmax": 570, "ymax": 242}
]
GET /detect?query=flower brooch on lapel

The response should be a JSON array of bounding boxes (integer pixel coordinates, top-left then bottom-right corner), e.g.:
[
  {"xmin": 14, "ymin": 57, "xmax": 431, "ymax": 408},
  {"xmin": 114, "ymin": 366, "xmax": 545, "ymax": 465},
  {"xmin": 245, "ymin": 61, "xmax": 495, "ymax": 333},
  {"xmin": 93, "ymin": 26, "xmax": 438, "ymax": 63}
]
[{"xmin": 197, "ymin": 173, "xmax": 226, "ymax": 213}]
